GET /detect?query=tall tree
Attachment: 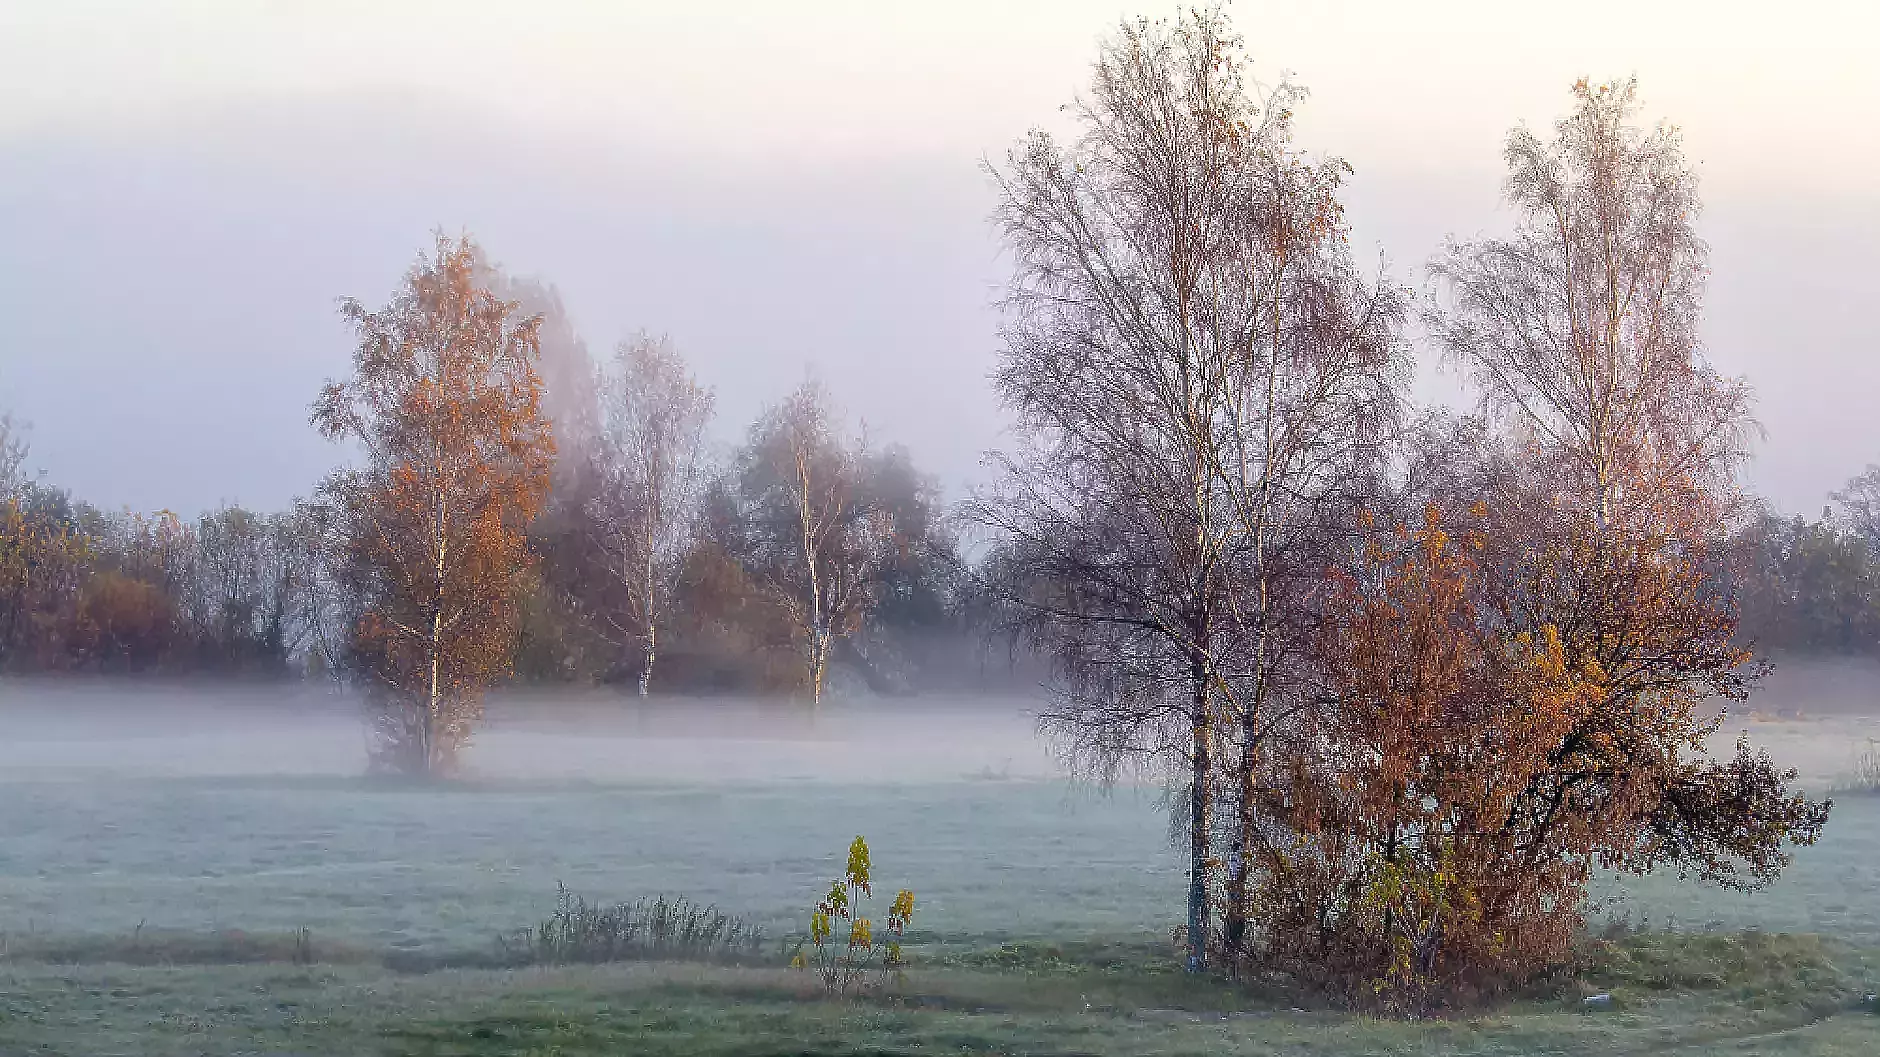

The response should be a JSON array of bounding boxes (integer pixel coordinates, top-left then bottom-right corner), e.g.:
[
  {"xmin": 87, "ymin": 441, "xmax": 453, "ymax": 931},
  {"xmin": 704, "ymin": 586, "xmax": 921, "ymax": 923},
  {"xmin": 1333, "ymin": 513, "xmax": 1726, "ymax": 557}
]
[
  {"xmin": 1427, "ymin": 78, "xmax": 1751, "ymax": 539},
  {"xmin": 1426, "ymin": 80, "xmax": 1827, "ymax": 906},
  {"xmin": 312, "ymin": 233, "xmax": 554, "ymax": 776},
  {"xmin": 474, "ymin": 263, "xmax": 600, "ymax": 497},
  {"xmin": 975, "ymin": 6, "xmax": 1405, "ymax": 971},
  {"xmin": 589, "ymin": 333, "xmax": 715, "ymax": 695}
]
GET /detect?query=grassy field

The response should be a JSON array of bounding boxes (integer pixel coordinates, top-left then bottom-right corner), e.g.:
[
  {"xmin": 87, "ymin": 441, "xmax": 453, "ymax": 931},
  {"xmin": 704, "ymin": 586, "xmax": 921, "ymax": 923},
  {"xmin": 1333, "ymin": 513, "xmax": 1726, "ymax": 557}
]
[{"xmin": 0, "ymin": 685, "xmax": 1876, "ymax": 1055}]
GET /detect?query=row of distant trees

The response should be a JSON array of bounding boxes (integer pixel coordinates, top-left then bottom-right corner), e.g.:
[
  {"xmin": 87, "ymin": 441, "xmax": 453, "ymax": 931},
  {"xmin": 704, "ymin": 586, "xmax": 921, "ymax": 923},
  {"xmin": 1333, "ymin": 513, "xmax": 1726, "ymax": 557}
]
[
  {"xmin": 1732, "ymin": 467, "xmax": 1880, "ymax": 656},
  {"xmin": 8, "ymin": 397, "xmax": 1879, "ymax": 688},
  {"xmin": 0, "ymin": 260, "xmax": 1010, "ymax": 715}
]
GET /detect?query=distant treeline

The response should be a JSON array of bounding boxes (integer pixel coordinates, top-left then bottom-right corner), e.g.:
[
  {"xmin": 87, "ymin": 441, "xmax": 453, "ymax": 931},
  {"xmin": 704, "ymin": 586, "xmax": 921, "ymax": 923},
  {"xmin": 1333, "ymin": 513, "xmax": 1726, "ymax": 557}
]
[
  {"xmin": 1733, "ymin": 467, "xmax": 1880, "ymax": 656},
  {"xmin": 0, "ymin": 313, "xmax": 1025, "ymax": 697},
  {"xmin": 7, "ymin": 416, "xmax": 1879, "ymax": 683}
]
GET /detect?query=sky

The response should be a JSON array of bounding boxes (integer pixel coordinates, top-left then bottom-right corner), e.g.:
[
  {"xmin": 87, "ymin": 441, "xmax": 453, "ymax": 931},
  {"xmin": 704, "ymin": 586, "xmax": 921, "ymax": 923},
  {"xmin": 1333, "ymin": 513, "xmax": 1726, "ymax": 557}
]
[{"xmin": 1, "ymin": 0, "xmax": 1876, "ymax": 518}]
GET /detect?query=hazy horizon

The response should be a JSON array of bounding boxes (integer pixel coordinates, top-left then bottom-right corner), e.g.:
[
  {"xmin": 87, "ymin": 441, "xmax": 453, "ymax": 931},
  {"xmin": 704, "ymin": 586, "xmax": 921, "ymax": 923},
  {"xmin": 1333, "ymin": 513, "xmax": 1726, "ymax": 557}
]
[{"xmin": 4, "ymin": 0, "xmax": 1877, "ymax": 517}]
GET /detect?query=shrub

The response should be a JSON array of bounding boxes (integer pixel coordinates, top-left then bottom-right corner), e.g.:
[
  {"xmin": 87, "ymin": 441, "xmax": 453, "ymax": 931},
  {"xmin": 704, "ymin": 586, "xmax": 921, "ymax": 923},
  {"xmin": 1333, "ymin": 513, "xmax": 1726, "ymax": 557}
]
[
  {"xmin": 518, "ymin": 883, "xmax": 766, "ymax": 965},
  {"xmin": 1240, "ymin": 509, "xmax": 1830, "ymax": 1014},
  {"xmin": 791, "ymin": 836, "xmax": 916, "ymax": 995}
]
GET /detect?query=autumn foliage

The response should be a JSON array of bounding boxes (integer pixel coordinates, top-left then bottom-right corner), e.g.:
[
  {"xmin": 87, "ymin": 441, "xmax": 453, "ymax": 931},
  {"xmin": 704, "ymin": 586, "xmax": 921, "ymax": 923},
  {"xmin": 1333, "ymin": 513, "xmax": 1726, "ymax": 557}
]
[
  {"xmin": 1240, "ymin": 504, "xmax": 1830, "ymax": 1012},
  {"xmin": 313, "ymin": 232, "xmax": 554, "ymax": 776},
  {"xmin": 1247, "ymin": 509, "xmax": 1596, "ymax": 1008}
]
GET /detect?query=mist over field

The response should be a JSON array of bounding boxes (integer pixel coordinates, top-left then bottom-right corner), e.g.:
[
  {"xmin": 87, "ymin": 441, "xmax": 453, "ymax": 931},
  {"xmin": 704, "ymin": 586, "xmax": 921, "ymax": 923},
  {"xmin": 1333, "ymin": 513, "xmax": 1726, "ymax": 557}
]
[
  {"xmin": 6, "ymin": 3, "xmax": 1880, "ymax": 1054},
  {"xmin": 0, "ymin": 669, "xmax": 1872, "ymax": 951},
  {"xmin": 1, "ymin": 665, "xmax": 1873, "ymax": 786},
  {"xmin": 0, "ymin": 683, "xmax": 1064, "ymax": 786}
]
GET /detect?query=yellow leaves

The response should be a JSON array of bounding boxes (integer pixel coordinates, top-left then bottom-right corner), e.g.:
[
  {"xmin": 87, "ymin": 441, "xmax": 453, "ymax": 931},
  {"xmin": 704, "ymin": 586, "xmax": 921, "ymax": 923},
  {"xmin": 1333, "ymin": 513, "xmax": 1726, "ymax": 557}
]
[
  {"xmin": 802, "ymin": 836, "xmax": 917, "ymax": 995},
  {"xmin": 824, "ymin": 881, "xmax": 848, "ymax": 916},
  {"xmin": 890, "ymin": 889, "xmax": 916, "ymax": 923},
  {"xmin": 845, "ymin": 835, "xmax": 872, "ymax": 891}
]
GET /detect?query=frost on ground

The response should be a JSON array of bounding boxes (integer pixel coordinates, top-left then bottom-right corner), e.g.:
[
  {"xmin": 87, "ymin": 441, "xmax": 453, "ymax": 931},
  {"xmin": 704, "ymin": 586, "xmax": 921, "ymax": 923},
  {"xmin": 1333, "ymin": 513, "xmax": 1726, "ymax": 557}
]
[{"xmin": 0, "ymin": 673, "xmax": 1875, "ymax": 956}]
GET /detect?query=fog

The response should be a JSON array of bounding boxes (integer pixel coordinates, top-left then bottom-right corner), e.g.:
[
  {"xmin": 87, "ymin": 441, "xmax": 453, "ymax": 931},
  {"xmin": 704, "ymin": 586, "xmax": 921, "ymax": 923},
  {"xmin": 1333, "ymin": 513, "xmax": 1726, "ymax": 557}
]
[
  {"xmin": 0, "ymin": 680, "xmax": 1064, "ymax": 785},
  {"xmin": 2, "ymin": 664, "xmax": 1872, "ymax": 790}
]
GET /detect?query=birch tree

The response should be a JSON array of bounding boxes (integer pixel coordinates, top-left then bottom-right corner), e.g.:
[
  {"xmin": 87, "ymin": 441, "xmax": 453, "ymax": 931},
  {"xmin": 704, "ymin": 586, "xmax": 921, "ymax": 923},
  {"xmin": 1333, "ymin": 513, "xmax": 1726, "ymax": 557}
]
[
  {"xmin": 1426, "ymin": 79, "xmax": 1828, "ymax": 905},
  {"xmin": 313, "ymin": 233, "xmax": 554, "ymax": 776},
  {"xmin": 975, "ymin": 6, "xmax": 1405, "ymax": 971},
  {"xmin": 0, "ymin": 413, "xmax": 27, "ymax": 501},
  {"xmin": 589, "ymin": 333, "xmax": 715, "ymax": 695},
  {"xmin": 733, "ymin": 378, "xmax": 893, "ymax": 705},
  {"xmin": 1427, "ymin": 78, "xmax": 1751, "ymax": 539}
]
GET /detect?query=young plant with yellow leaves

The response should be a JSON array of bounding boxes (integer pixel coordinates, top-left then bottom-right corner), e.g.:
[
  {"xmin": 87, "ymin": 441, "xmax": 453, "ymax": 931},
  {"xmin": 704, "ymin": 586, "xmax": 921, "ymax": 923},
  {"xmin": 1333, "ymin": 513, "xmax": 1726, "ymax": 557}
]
[{"xmin": 791, "ymin": 836, "xmax": 916, "ymax": 995}]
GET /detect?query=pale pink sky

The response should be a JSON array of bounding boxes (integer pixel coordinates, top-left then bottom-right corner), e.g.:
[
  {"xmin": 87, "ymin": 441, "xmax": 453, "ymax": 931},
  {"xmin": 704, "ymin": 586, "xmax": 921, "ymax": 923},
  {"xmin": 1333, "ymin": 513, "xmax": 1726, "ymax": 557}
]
[{"xmin": 1, "ymin": 0, "xmax": 1875, "ymax": 515}]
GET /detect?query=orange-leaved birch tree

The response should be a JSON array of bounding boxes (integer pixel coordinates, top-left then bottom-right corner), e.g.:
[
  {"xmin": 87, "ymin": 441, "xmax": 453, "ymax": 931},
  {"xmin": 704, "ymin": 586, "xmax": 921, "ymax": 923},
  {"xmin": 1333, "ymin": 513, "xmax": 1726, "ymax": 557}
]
[{"xmin": 313, "ymin": 233, "xmax": 554, "ymax": 776}]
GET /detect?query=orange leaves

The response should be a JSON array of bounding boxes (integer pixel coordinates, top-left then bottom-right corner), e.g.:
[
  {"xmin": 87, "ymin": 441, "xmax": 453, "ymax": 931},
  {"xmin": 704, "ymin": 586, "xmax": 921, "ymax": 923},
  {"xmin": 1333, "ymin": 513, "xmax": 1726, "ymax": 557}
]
[
  {"xmin": 1247, "ymin": 503, "xmax": 1612, "ymax": 1010},
  {"xmin": 316, "ymin": 233, "xmax": 555, "ymax": 776}
]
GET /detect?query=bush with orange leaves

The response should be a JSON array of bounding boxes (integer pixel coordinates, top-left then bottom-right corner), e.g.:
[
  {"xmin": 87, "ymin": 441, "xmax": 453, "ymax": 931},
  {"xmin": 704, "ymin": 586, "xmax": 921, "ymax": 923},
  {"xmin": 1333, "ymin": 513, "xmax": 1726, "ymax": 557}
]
[
  {"xmin": 1242, "ymin": 505, "xmax": 1828, "ymax": 1012},
  {"xmin": 791, "ymin": 836, "xmax": 916, "ymax": 996}
]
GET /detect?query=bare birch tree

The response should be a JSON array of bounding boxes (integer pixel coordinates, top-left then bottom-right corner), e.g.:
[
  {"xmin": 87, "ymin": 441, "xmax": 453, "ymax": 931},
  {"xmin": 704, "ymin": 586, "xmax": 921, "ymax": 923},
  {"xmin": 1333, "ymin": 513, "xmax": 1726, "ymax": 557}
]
[
  {"xmin": 733, "ymin": 378, "xmax": 893, "ymax": 705},
  {"xmin": 1210, "ymin": 99, "xmax": 1409, "ymax": 968},
  {"xmin": 589, "ymin": 333, "xmax": 715, "ymax": 695},
  {"xmin": 975, "ymin": 7, "xmax": 1406, "ymax": 971},
  {"xmin": 1427, "ymin": 78, "xmax": 1752, "ymax": 539},
  {"xmin": 0, "ymin": 413, "xmax": 27, "ymax": 501},
  {"xmin": 1426, "ymin": 79, "xmax": 1828, "ymax": 901}
]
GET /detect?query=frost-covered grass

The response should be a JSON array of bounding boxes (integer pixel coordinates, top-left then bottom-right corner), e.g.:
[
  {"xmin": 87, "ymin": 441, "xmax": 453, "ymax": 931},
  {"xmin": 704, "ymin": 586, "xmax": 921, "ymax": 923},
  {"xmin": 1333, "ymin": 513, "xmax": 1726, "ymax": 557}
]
[
  {"xmin": 4, "ymin": 772, "xmax": 1878, "ymax": 954},
  {"xmin": 0, "ymin": 772, "xmax": 1185, "ymax": 952},
  {"xmin": 0, "ymin": 684, "xmax": 1877, "ymax": 1055}
]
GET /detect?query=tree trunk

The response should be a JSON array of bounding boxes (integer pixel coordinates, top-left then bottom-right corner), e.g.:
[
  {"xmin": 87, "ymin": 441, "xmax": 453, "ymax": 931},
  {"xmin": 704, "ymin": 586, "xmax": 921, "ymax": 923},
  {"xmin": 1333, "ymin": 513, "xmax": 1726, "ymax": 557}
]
[
  {"xmin": 637, "ymin": 622, "xmax": 657, "ymax": 697},
  {"xmin": 427, "ymin": 604, "xmax": 444, "ymax": 777},
  {"xmin": 1186, "ymin": 642, "xmax": 1213, "ymax": 973},
  {"xmin": 1224, "ymin": 590, "xmax": 1269, "ymax": 965},
  {"xmin": 809, "ymin": 622, "xmax": 828, "ymax": 706},
  {"xmin": 638, "ymin": 540, "xmax": 658, "ymax": 697}
]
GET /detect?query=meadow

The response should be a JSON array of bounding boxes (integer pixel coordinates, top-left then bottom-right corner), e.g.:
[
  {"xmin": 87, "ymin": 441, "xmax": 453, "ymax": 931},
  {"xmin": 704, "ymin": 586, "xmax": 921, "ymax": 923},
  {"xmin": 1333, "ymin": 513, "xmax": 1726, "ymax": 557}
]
[{"xmin": 0, "ymin": 680, "xmax": 1875, "ymax": 1055}]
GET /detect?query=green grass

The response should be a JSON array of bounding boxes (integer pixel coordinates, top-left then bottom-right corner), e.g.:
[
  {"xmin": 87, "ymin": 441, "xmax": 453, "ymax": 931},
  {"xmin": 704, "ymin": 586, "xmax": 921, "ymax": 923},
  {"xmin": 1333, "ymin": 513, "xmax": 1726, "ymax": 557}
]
[
  {"xmin": 1, "ymin": 758, "xmax": 1875, "ymax": 1054},
  {"xmin": 0, "ymin": 933, "xmax": 1873, "ymax": 1057}
]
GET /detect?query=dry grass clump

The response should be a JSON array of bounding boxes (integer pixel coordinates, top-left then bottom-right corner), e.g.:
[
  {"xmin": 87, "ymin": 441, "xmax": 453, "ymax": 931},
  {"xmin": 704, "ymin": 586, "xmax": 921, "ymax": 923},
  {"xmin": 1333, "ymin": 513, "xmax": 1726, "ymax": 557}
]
[{"xmin": 507, "ymin": 883, "xmax": 768, "ymax": 966}]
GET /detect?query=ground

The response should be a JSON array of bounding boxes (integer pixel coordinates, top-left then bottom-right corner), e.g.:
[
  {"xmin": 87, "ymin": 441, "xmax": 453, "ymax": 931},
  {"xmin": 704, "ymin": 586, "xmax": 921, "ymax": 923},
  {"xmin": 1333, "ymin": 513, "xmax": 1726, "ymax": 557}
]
[{"xmin": 0, "ymin": 680, "xmax": 1875, "ymax": 1055}]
